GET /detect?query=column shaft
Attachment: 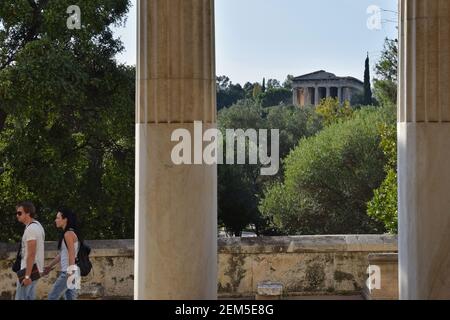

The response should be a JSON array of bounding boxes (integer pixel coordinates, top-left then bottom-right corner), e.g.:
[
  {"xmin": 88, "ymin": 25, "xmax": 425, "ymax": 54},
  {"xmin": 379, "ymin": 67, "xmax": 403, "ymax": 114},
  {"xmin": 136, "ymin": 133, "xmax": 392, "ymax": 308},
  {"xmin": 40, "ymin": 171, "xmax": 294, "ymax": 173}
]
[
  {"xmin": 135, "ymin": 0, "xmax": 217, "ymax": 300},
  {"xmin": 315, "ymin": 87, "xmax": 320, "ymax": 105},
  {"xmin": 398, "ymin": 0, "xmax": 450, "ymax": 300}
]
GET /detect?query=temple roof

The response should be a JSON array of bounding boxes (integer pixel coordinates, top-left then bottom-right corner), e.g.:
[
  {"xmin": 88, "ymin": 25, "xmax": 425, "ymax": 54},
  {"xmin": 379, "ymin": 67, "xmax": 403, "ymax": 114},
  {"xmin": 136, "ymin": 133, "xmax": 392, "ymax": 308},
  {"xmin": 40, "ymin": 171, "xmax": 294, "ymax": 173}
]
[{"xmin": 293, "ymin": 70, "xmax": 363, "ymax": 84}]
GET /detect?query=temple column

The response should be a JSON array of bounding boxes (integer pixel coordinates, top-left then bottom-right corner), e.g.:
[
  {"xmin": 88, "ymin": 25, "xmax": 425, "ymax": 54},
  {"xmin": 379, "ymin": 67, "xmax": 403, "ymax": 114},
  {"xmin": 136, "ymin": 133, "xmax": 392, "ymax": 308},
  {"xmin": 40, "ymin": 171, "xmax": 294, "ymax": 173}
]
[
  {"xmin": 398, "ymin": 0, "xmax": 450, "ymax": 299},
  {"xmin": 314, "ymin": 87, "xmax": 320, "ymax": 105},
  {"xmin": 135, "ymin": 0, "xmax": 217, "ymax": 300},
  {"xmin": 292, "ymin": 87, "xmax": 299, "ymax": 106},
  {"xmin": 304, "ymin": 87, "xmax": 310, "ymax": 106},
  {"xmin": 337, "ymin": 87, "xmax": 342, "ymax": 104}
]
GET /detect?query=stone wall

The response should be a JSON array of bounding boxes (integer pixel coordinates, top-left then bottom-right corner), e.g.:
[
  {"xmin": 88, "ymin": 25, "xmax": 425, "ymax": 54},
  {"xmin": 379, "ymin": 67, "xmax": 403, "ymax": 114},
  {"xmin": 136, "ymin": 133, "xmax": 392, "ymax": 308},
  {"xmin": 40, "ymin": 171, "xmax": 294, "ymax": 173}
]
[{"xmin": 0, "ymin": 235, "xmax": 397, "ymax": 300}]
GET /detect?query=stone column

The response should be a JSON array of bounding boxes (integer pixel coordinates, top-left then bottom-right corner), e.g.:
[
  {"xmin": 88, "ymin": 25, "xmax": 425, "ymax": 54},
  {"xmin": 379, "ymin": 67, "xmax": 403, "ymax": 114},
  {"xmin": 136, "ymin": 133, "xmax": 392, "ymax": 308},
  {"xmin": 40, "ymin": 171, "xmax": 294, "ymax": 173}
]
[
  {"xmin": 304, "ymin": 87, "xmax": 310, "ymax": 106},
  {"xmin": 135, "ymin": 0, "xmax": 217, "ymax": 300},
  {"xmin": 326, "ymin": 87, "xmax": 331, "ymax": 98},
  {"xmin": 337, "ymin": 87, "xmax": 342, "ymax": 104},
  {"xmin": 398, "ymin": 0, "xmax": 450, "ymax": 300},
  {"xmin": 314, "ymin": 87, "xmax": 320, "ymax": 105},
  {"xmin": 292, "ymin": 87, "xmax": 298, "ymax": 106}
]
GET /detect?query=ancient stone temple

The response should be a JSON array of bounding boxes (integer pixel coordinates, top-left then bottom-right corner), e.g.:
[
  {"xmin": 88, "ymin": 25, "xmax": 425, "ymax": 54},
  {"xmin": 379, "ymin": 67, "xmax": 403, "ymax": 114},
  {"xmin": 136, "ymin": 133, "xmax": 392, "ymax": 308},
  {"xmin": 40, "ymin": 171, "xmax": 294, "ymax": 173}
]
[{"xmin": 292, "ymin": 70, "xmax": 364, "ymax": 107}]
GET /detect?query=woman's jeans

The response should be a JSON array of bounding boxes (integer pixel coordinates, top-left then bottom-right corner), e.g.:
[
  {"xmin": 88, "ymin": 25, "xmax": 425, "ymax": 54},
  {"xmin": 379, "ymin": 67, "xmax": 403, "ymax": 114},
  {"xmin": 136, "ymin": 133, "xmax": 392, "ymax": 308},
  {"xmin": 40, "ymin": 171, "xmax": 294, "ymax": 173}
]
[{"xmin": 48, "ymin": 272, "xmax": 78, "ymax": 300}]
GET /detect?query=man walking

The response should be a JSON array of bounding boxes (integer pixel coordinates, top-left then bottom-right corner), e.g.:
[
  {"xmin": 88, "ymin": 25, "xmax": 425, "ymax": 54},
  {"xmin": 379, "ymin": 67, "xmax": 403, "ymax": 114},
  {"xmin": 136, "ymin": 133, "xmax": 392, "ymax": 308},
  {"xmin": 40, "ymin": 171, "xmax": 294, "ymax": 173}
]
[{"xmin": 15, "ymin": 201, "xmax": 45, "ymax": 300}]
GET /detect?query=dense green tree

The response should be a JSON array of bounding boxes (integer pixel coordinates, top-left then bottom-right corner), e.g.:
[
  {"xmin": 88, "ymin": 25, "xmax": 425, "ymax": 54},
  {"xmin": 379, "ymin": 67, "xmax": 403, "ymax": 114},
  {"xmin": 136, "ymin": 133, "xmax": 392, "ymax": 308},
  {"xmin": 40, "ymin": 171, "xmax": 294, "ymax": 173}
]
[
  {"xmin": 243, "ymin": 82, "xmax": 255, "ymax": 99},
  {"xmin": 316, "ymin": 97, "xmax": 353, "ymax": 126},
  {"xmin": 0, "ymin": 0, "xmax": 133, "ymax": 242},
  {"xmin": 252, "ymin": 83, "xmax": 262, "ymax": 99},
  {"xmin": 282, "ymin": 75, "xmax": 294, "ymax": 90},
  {"xmin": 373, "ymin": 38, "xmax": 398, "ymax": 106},
  {"xmin": 366, "ymin": 38, "xmax": 399, "ymax": 234},
  {"xmin": 260, "ymin": 107, "xmax": 391, "ymax": 235},
  {"xmin": 266, "ymin": 79, "xmax": 281, "ymax": 90},
  {"xmin": 216, "ymin": 76, "xmax": 245, "ymax": 110},
  {"xmin": 258, "ymin": 87, "xmax": 292, "ymax": 107},
  {"xmin": 218, "ymin": 101, "xmax": 322, "ymax": 235},
  {"xmin": 375, "ymin": 38, "xmax": 398, "ymax": 83},
  {"xmin": 367, "ymin": 121, "xmax": 397, "ymax": 233}
]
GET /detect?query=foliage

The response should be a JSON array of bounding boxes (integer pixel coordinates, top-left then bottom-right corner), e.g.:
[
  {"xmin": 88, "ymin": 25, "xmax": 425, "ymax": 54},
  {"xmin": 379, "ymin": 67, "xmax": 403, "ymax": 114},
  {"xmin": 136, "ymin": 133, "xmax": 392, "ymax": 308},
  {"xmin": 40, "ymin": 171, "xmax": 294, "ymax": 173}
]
[
  {"xmin": 0, "ymin": 0, "xmax": 133, "ymax": 242},
  {"xmin": 218, "ymin": 101, "xmax": 322, "ymax": 235},
  {"xmin": 216, "ymin": 76, "xmax": 245, "ymax": 110},
  {"xmin": 363, "ymin": 54, "xmax": 373, "ymax": 105},
  {"xmin": 367, "ymin": 122, "xmax": 398, "ymax": 234},
  {"xmin": 316, "ymin": 97, "xmax": 353, "ymax": 126},
  {"xmin": 258, "ymin": 87, "xmax": 292, "ymax": 108},
  {"xmin": 260, "ymin": 107, "xmax": 390, "ymax": 235}
]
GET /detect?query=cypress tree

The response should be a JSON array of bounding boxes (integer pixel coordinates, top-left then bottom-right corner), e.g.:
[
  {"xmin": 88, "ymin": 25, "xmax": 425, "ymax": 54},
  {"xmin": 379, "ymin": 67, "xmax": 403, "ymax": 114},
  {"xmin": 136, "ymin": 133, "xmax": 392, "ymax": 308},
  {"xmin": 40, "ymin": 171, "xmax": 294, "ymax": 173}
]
[{"xmin": 364, "ymin": 53, "xmax": 373, "ymax": 105}]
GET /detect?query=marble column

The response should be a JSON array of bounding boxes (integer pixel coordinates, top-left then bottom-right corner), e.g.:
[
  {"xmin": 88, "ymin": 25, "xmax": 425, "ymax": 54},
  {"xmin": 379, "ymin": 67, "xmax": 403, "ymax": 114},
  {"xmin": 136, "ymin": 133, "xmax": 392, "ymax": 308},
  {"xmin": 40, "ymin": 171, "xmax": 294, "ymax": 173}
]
[
  {"xmin": 326, "ymin": 87, "xmax": 331, "ymax": 99},
  {"xmin": 304, "ymin": 87, "xmax": 310, "ymax": 106},
  {"xmin": 135, "ymin": 0, "xmax": 217, "ymax": 300},
  {"xmin": 398, "ymin": 0, "xmax": 450, "ymax": 300},
  {"xmin": 292, "ymin": 87, "xmax": 299, "ymax": 106},
  {"xmin": 314, "ymin": 87, "xmax": 320, "ymax": 105}
]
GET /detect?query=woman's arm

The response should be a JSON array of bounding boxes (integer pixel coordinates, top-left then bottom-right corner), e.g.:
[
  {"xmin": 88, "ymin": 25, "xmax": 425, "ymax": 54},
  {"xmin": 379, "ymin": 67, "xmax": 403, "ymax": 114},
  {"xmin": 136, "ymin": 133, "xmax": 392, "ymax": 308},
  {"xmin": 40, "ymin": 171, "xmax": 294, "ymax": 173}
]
[
  {"xmin": 43, "ymin": 254, "xmax": 60, "ymax": 275},
  {"xmin": 64, "ymin": 231, "xmax": 77, "ymax": 269}
]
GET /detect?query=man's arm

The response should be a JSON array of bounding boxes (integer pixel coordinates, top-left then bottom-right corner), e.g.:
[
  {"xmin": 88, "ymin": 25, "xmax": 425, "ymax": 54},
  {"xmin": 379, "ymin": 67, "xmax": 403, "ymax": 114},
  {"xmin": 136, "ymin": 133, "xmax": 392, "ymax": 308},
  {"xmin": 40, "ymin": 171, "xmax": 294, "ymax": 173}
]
[{"xmin": 23, "ymin": 240, "xmax": 36, "ymax": 286}]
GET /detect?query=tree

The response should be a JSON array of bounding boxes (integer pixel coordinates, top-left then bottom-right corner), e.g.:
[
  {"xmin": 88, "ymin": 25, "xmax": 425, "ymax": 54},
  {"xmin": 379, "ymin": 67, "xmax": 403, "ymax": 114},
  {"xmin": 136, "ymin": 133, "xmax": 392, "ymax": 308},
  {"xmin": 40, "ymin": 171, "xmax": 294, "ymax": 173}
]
[
  {"xmin": 260, "ymin": 107, "xmax": 389, "ymax": 235},
  {"xmin": 216, "ymin": 76, "xmax": 245, "ymax": 110},
  {"xmin": 252, "ymin": 83, "xmax": 262, "ymax": 99},
  {"xmin": 243, "ymin": 82, "xmax": 255, "ymax": 99},
  {"xmin": 258, "ymin": 87, "xmax": 292, "ymax": 107},
  {"xmin": 282, "ymin": 75, "xmax": 294, "ymax": 90},
  {"xmin": 262, "ymin": 78, "xmax": 266, "ymax": 93},
  {"xmin": 0, "ymin": 0, "xmax": 134, "ymax": 242},
  {"xmin": 367, "ymin": 121, "xmax": 398, "ymax": 233},
  {"xmin": 267, "ymin": 79, "xmax": 281, "ymax": 90},
  {"xmin": 218, "ymin": 101, "xmax": 322, "ymax": 236},
  {"xmin": 316, "ymin": 97, "xmax": 353, "ymax": 126},
  {"xmin": 375, "ymin": 38, "xmax": 398, "ymax": 83},
  {"xmin": 366, "ymin": 38, "xmax": 399, "ymax": 234},
  {"xmin": 363, "ymin": 53, "xmax": 373, "ymax": 105},
  {"xmin": 373, "ymin": 38, "xmax": 398, "ymax": 106}
]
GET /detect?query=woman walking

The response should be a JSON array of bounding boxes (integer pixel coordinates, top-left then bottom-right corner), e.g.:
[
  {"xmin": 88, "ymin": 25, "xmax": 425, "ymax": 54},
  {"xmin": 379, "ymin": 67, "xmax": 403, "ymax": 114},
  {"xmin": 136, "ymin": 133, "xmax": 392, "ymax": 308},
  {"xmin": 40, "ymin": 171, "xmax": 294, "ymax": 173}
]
[{"xmin": 44, "ymin": 207, "xmax": 80, "ymax": 300}]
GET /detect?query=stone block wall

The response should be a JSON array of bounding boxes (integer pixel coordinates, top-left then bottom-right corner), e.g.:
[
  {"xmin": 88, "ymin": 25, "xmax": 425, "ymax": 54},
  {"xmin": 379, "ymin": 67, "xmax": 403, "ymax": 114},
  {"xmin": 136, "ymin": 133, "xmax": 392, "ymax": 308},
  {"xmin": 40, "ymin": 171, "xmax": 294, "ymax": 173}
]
[{"xmin": 0, "ymin": 235, "xmax": 397, "ymax": 300}]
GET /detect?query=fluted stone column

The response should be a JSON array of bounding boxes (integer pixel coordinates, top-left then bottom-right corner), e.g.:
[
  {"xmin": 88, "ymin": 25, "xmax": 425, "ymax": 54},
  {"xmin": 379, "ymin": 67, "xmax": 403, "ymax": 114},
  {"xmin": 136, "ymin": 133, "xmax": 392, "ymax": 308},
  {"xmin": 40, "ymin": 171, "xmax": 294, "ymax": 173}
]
[
  {"xmin": 398, "ymin": 0, "xmax": 450, "ymax": 300},
  {"xmin": 304, "ymin": 87, "xmax": 310, "ymax": 106},
  {"xmin": 135, "ymin": 0, "xmax": 217, "ymax": 300},
  {"xmin": 314, "ymin": 87, "xmax": 320, "ymax": 105},
  {"xmin": 337, "ymin": 87, "xmax": 342, "ymax": 104},
  {"xmin": 292, "ymin": 87, "xmax": 299, "ymax": 106},
  {"xmin": 326, "ymin": 87, "xmax": 331, "ymax": 99}
]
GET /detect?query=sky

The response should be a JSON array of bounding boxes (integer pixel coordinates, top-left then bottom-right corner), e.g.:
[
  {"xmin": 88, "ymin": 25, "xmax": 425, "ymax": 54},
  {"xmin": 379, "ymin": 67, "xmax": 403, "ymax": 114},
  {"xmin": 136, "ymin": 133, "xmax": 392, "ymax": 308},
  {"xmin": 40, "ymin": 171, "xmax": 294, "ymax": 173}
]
[{"xmin": 114, "ymin": 0, "xmax": 398, "ymax": 85}]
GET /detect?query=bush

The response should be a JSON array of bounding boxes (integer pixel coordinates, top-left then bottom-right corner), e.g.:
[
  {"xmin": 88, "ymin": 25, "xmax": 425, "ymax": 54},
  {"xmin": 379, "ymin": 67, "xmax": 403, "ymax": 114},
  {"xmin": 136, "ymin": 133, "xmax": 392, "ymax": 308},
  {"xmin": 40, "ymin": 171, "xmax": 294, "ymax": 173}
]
[
  {"xmin": 218, "ymin": 102, "xmax": 322, "ymax": 235},
  {"xmin": 367, "ymin": 122, "xmax": 398, "ymax": 233},
  {"xmin": 260, "ymin": 107, "xmax": 390, "ymax": 235}
]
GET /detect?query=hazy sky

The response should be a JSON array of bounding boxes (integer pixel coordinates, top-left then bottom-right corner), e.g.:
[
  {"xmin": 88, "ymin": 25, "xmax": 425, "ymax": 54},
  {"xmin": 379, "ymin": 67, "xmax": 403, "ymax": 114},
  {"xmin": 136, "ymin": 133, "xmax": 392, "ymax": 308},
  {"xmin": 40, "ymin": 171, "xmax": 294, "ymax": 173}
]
[{"xmin": 114, "ymin": 0, "xmax": 398, "ymax": 85}]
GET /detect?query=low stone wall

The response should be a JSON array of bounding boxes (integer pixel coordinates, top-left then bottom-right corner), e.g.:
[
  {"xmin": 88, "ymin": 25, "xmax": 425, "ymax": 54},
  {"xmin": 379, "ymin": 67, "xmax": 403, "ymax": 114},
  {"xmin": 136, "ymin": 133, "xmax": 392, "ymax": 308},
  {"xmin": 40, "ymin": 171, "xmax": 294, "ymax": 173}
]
[{"xmin": 0, "ymin": 235, "xmax": 397, "ymax": 300}]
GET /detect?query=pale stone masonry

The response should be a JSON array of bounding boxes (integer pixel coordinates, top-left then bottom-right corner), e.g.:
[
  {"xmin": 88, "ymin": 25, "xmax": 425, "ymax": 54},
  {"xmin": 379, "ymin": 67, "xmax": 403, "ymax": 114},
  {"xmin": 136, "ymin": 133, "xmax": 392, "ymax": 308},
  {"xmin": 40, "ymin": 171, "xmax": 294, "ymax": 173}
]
[
  {"xmin": 292, "ymin": 70, "xmax": 364, "ymax": 107},
  {"xmin": 0, "ymin": 236, "xmax": 397, "ymax": 300}
]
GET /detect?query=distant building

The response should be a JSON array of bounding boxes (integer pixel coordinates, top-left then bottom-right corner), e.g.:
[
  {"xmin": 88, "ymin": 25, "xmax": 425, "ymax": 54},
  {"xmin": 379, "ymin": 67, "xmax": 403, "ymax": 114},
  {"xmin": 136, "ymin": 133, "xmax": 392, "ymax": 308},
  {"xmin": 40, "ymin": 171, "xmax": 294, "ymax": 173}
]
[{"xmin": 292, "ymin": 70, "xmax": 364, "ymax": 107}]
